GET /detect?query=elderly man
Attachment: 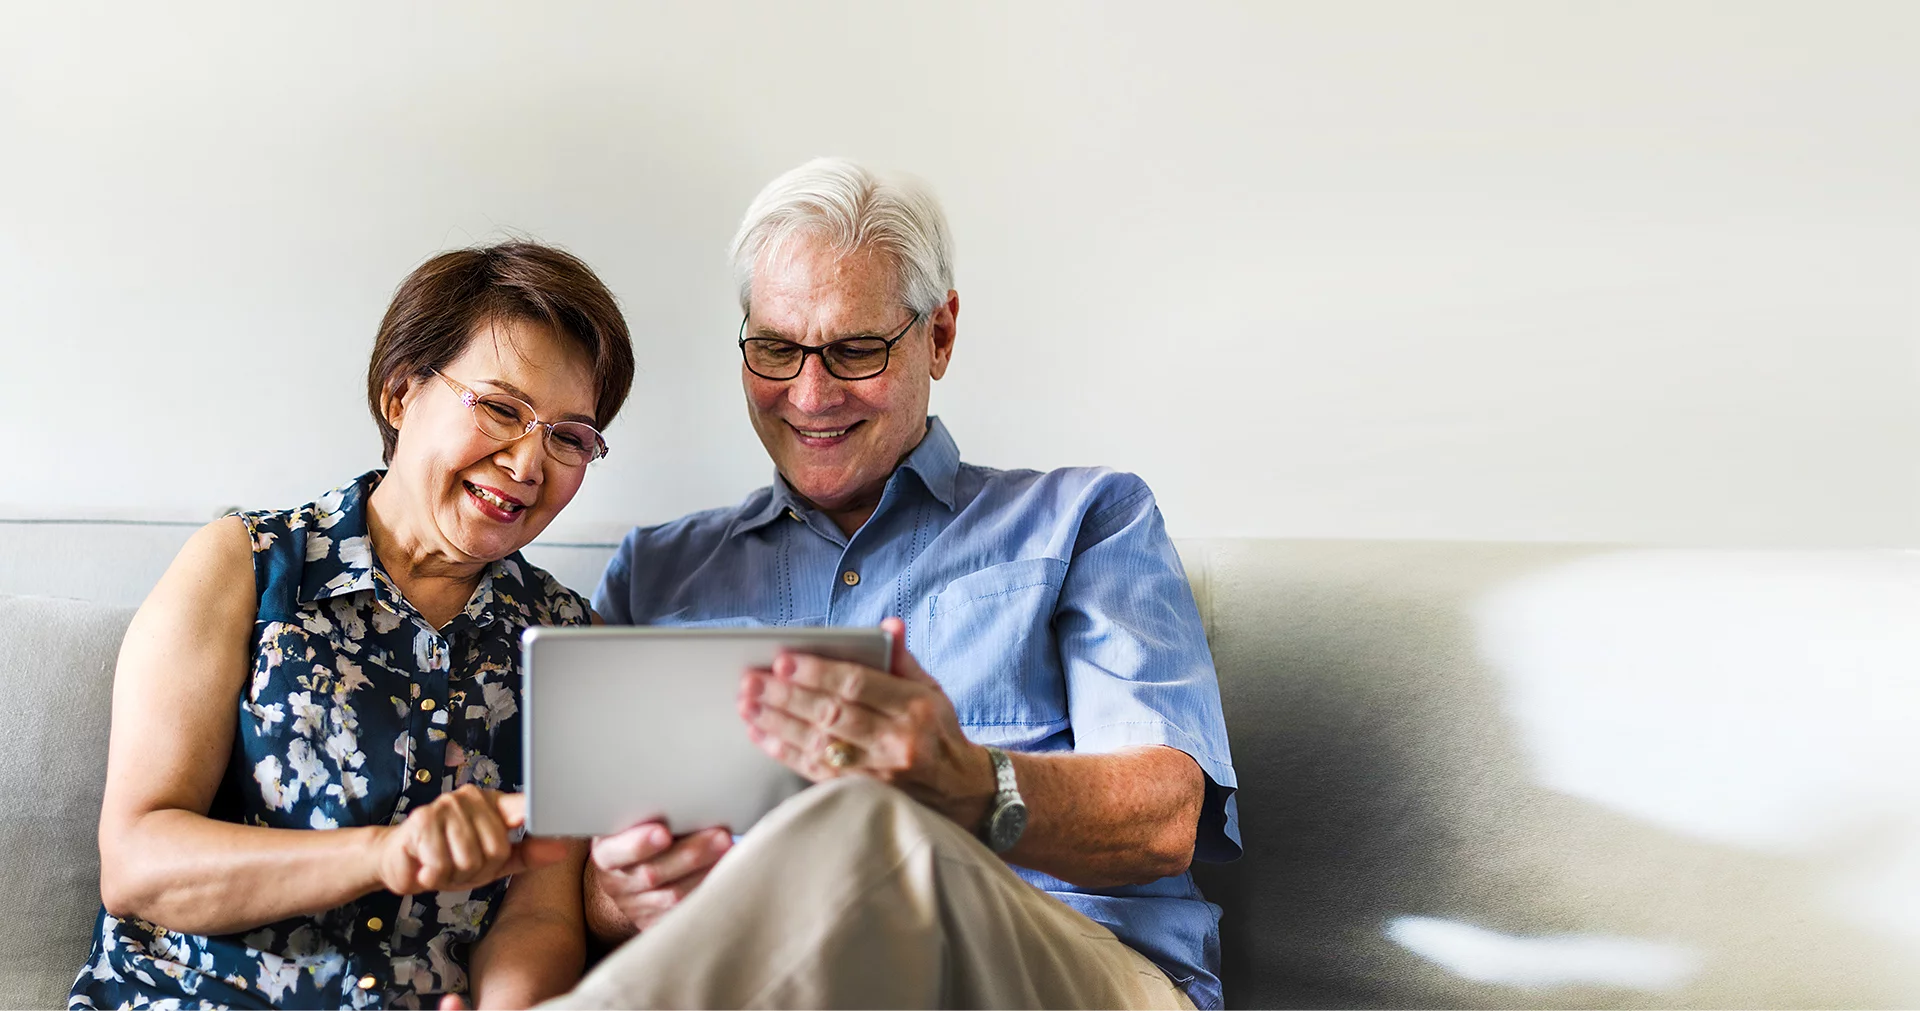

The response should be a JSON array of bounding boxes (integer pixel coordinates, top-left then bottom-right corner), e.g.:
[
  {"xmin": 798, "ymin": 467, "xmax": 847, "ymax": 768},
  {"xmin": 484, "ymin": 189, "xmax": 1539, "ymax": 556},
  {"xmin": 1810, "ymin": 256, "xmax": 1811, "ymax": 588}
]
[{"xmin": 560, "ymin": 158, "xmax": 1238, "ymax": 1010}]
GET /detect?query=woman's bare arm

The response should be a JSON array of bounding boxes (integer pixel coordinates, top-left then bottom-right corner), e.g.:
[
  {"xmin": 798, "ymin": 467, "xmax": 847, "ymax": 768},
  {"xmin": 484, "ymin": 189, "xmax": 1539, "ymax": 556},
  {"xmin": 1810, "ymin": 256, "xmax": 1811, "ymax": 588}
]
[
  {"xmin": 96, "ymin": 517, "xmax": 400, "ymax": 932},
  {"xmin": 101, "ymin": 517, "xmax": 565, "ymax": 938}
]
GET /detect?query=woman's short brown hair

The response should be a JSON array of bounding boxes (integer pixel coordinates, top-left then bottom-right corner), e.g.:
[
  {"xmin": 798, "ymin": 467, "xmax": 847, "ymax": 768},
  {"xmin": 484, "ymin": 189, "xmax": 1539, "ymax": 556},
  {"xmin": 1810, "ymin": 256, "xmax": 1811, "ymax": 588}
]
[{"xmin": 366, "ymin": 242, "xmax": 636, "ymax": 463}]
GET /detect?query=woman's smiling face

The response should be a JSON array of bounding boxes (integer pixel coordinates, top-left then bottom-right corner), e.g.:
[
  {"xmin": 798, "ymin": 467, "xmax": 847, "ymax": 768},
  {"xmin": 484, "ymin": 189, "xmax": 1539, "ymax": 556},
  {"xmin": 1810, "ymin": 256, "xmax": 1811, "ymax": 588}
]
[{"xmin": 381, "ymin": 316, "xmax": 600, "ymax": 565}]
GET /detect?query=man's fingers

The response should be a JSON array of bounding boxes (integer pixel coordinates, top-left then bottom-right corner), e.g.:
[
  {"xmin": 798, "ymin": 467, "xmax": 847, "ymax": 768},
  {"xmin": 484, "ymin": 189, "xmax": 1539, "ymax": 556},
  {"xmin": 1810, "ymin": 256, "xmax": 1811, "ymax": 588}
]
[
  {"xmin": 782, "ymin": 653, "xmax": 918, "ymax": 710},
  {"xmin": 749, "ymin": 701, "xmax": 818, "ymax": 752},
  {"xmin": 632, "ymin": 828, "xmax": 732, "ymax": 891},
  {"xmin": 590, "ymin": 821, "xmax": 673, "ymax": 871},
  {"xmin": 755, "ymin": 675, "xmax": 880, "ymax": 739},
  {"xmin": 880, "ymin": 617, "xmax": 938, "ymax": 686}
]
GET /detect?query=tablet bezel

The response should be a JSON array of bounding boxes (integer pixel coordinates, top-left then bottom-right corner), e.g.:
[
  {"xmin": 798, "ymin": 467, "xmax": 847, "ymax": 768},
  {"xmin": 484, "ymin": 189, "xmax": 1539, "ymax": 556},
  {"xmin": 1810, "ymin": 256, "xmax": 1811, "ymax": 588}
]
[{"xmin": 521, "ymin": 625, "xmax": 893, "ymax": 837}]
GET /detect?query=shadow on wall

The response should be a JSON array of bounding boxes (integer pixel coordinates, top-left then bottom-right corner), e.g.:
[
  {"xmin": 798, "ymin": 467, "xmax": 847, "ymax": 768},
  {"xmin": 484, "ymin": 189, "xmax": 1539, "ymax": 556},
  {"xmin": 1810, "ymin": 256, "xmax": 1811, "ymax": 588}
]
[{"xmin": 1185, "ymin": 540, "xmax": 1919, "ymax": 1009}]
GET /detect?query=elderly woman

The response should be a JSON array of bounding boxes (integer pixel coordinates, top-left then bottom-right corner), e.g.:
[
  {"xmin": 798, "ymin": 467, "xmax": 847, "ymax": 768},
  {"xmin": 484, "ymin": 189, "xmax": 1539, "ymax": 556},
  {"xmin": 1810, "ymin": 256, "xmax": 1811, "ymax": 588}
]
[{"xmin": 69, "ymin": 243, "xmax": 634, "ymax": 1010}]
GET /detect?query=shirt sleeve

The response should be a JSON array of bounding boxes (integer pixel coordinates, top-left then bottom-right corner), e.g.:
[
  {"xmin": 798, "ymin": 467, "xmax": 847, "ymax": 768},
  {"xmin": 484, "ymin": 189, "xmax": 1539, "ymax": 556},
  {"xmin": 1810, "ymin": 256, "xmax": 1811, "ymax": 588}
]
[
  {"xmin": 592, "ymin": 528, "xmax": 638, "ymax": 625},
  {"xmin": 1055, "ymin": 474, "xmax": 1241, "ymax": 862}
]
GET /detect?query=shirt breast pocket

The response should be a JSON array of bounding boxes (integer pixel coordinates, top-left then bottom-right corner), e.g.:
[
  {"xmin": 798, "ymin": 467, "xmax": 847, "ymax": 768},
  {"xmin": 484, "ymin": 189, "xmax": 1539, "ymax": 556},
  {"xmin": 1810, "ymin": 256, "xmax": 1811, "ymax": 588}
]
[{"xmin": 924, "ymin": 557, "xmax": 1070, "ymax": 733}]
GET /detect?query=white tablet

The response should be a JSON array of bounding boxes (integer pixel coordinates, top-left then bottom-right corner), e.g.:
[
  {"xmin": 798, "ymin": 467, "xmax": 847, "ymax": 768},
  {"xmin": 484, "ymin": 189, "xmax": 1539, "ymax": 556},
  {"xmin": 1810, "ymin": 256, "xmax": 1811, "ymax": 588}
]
[{"xmin": 520, "ymin": 625, "xmax": 892, "ymax": 837}]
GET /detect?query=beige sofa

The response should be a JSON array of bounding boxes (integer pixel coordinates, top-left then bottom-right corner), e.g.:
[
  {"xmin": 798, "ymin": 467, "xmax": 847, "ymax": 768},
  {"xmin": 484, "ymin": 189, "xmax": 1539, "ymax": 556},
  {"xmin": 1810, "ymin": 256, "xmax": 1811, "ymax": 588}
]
[{"xmin": 4, "ymin": 519, "xmax": 1917, "ymax": 1008}]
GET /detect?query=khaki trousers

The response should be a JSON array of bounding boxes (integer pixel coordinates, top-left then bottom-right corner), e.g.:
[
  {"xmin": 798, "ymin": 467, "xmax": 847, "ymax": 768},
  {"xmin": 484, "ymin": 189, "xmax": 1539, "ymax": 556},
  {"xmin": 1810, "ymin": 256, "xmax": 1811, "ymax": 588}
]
[{"xmin": 545, "ymin": 778, "xmax": 1196, "ymax": 1010}]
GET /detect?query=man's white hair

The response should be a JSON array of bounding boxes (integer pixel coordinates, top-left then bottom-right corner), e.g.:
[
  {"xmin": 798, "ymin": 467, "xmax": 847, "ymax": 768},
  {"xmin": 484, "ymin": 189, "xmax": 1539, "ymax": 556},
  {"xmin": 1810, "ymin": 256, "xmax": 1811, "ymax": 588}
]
[{"xmin": 729, "ymin": 157, "xmax": 955, "ymax": 316}]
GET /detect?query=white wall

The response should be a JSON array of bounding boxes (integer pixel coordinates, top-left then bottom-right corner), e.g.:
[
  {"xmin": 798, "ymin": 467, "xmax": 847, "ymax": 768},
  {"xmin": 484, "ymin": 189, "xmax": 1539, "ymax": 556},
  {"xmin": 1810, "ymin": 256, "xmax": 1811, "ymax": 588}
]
[{"xmin": 3, "ymin": 1, "xmax": 1916, "ymax": 547}]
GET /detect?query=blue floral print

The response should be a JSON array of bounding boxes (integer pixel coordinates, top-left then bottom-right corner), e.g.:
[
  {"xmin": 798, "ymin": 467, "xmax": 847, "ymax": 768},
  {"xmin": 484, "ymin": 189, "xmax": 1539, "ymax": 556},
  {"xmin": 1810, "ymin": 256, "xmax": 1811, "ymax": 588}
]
[{"xmin": 71, "ymin": 471, "xmax": 590, "ymax": 1010}]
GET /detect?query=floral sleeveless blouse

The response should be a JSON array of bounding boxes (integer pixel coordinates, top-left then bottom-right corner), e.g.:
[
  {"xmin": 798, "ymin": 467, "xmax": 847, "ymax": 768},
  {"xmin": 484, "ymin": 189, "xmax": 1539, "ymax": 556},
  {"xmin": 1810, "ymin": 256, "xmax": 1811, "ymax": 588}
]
[{"xmin": 71, "ymin": 471, "xmax": 591, "ymax": 1010}]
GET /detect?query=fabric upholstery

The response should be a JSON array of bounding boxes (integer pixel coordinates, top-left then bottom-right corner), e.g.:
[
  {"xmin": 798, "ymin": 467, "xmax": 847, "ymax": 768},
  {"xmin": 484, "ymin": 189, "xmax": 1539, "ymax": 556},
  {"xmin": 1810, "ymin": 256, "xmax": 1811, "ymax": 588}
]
[
  {"xmin": 1180, "ymin": 539, "xmax": 1920, "ymax": 1008},
  {"xmin": 0, "ymin": 595, "xmax": 132, "ymax": 1010},
  {"xmin": 4, "ymin": 524, "xmax": 1918, "ymax": 1008}
]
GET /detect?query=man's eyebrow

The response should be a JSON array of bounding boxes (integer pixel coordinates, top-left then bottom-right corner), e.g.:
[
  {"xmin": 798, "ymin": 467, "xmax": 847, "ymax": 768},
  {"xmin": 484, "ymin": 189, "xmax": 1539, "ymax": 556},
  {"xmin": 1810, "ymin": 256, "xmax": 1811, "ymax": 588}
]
[
  {"xmin": 474, "ymin": 379, "xmax": 597, "ymax": 425},
  {"xmin": 747, "ymin": 324, "xmax": 895, "ymax": 342}
]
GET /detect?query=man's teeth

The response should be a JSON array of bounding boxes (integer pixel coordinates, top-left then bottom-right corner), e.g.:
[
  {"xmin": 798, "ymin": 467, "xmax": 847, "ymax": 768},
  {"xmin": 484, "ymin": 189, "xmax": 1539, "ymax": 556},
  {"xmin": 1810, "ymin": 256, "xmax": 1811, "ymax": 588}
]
[
  {"xmin": 798, "ymin": 427, "xmax": 850, "ymax": 439},
  {"xmin": 466, "ymin": 483, "xmax": 524, "ymax": 512}
]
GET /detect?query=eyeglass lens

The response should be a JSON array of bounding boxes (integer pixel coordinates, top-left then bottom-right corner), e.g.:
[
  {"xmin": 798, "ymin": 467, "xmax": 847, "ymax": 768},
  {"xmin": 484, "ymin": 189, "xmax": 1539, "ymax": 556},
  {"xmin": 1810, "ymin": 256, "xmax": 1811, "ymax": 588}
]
[
  {"xmin": 742, "ymin": 338, "xmax": 893, "ymax": 380},
  {"xmin": 468, "ymin": 394, "xmax": 603, "ymax": 464}
]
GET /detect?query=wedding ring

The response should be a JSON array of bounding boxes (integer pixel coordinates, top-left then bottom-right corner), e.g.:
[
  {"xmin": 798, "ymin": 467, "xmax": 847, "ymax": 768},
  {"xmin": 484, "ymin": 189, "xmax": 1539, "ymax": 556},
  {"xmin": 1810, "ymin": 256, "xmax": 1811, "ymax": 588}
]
[{"xmin": 823, "ymin": 740, "xmax": 859, "ymax": 769}]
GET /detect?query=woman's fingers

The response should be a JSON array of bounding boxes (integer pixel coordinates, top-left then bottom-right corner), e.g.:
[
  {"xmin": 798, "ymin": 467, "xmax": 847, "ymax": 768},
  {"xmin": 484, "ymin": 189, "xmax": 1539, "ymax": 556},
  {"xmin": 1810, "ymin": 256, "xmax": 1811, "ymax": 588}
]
[
  {"xmin": 410, "ymin": 812, "xmax": 454, "ymax": 891},
  {"xmin": 441, "ymin": 794, "xmax": 487, "ymax": 876},
  {"xmin": 490, "ymin": 791, "xmax": 527, "ymax": 830}
]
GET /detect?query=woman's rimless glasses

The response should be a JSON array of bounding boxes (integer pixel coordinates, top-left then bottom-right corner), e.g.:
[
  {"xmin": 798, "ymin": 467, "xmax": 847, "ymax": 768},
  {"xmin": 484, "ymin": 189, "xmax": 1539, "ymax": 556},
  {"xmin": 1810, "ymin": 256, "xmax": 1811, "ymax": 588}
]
[{"xmin": 432, "ymin": 370, "xmax": 609, "ymax": 465}]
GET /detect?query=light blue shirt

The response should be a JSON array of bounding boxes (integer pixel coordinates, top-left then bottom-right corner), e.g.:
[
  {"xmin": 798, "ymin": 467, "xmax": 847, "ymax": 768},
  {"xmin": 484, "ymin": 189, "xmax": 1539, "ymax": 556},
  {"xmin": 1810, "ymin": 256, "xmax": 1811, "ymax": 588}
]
[{"xmin": 594, "ymin": 417, "xmax": 1240, "ymax": 1009}]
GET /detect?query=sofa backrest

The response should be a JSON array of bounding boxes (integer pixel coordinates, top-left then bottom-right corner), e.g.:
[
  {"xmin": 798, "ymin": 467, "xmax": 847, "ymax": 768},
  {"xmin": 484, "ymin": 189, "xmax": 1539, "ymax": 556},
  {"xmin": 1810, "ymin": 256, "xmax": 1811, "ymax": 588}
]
[
  {"xmin": 0, "ymin": 595, "xmax": 130, "ymax": 1008},
  {"xmin": 5, "ymin": 519, "xmax": 1918, "ymax": 1008},
  {"xmin": 1180, "ymin": 538, "xmax": 1920, "ymax": 1008}
]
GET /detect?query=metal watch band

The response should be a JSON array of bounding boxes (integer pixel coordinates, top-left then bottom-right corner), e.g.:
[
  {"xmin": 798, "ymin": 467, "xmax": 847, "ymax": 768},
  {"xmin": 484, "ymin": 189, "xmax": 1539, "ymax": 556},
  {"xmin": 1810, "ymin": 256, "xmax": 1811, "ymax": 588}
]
[{"xmin": 986, "ymin": 745, "xmax": 1018, "ymax": 794}]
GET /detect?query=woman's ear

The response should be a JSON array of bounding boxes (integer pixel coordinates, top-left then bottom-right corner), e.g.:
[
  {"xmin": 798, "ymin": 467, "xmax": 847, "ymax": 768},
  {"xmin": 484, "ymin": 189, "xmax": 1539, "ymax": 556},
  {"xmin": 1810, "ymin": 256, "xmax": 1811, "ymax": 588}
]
[{"xmin": 381, "ymin": 374, "xmax": 417, "ymax": 432}]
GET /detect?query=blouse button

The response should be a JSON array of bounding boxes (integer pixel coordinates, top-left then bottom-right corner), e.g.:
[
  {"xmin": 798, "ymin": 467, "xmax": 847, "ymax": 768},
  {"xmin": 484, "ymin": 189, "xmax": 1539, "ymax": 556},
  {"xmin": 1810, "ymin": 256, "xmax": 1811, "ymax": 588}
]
[
  {"xmin": 841, "ymin": 570, "xmax": 860, "ymax": 586},
  {"xmin": 414, "ymin": 769, "xmax": 432, "ymax": 784},
  {"xmin": 357, "ymin": 975, "xmax": 378, "ymax": 990},
  {"xmin": 420, "ymin": 698, "xmax": 436, "ymax": 711},
  {"xmin": 366, "ymin": 916, "xmax": 384, "ymax": 931}
]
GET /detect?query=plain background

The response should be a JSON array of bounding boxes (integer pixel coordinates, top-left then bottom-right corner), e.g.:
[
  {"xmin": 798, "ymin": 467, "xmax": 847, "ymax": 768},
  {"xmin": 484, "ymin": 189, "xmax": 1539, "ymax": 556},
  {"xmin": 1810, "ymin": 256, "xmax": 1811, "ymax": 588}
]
[{"xmin": 2, "ymin": 1, "xmax": 1915, "ymax": 547}]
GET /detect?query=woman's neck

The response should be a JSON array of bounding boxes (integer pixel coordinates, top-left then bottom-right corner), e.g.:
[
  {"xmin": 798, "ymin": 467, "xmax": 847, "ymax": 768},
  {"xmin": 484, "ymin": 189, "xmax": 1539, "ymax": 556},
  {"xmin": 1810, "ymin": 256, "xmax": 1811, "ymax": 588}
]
[{"xmin": 365, "ymin": 477, "xmax": 488, "ymax": 628}]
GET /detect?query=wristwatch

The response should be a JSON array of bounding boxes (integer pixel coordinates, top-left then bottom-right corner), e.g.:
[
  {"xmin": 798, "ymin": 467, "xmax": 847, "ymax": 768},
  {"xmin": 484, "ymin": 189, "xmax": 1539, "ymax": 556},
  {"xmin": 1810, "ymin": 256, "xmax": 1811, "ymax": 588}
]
[{"xmin": 979, "ymin": 745, "xmax": 1028, "ymax": 853}]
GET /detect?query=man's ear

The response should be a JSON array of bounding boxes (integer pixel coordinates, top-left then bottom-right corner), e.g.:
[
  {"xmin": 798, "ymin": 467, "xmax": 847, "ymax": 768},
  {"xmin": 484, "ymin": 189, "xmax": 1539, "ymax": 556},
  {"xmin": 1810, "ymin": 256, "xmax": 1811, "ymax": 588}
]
[{"xmin": 928, "ymin": 289, "xmax": 959, "ymax": 381}]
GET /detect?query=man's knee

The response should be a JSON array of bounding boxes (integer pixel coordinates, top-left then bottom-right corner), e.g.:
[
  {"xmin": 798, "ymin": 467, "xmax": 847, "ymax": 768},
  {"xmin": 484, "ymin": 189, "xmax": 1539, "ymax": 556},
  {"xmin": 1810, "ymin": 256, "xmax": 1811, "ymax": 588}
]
[{"xmin": 759, "ymin": 777, "xmax": 966, "ymax": 858}]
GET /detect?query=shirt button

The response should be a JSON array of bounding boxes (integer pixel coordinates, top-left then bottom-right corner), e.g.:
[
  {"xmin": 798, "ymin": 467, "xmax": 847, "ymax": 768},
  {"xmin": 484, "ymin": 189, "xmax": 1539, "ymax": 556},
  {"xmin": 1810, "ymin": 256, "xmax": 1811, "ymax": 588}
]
[
  {"xmin": 414, "ymin": 769, "xmax": 432, "ymax": 784},
  {"xmin": 420, "ymin": 698, "xmax": 436, "ymax": 711},
  {"xmin": 357, "ymin": 976, "xmax": 378, "ymax": 990},
  {"xmin": 366, "ymin": 916, "xmax": 384, "ymax": 931},
  {"xmin": 841, "ymin": 570, "xmax": 860, "ymax": 586},
  {"xmin": 786, "ymin": 508, "xmax": 800, "ymax": 521}
]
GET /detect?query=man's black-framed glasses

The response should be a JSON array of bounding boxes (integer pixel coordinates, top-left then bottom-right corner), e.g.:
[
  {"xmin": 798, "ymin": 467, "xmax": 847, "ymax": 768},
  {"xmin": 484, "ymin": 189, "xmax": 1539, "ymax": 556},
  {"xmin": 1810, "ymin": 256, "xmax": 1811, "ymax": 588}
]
[{"xmin": 738, "ymin": 312, "xmax": 919, "ymax": 381}]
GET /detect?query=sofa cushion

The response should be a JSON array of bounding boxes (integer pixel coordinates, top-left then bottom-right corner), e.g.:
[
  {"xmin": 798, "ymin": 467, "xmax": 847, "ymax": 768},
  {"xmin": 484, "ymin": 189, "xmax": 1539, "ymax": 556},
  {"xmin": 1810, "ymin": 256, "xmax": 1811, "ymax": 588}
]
[
  {"xmin": 1184, "ymin": 540, "xmax": 1920, "ymax": 1009},
  {"xmin": 0, "ymin": 595, "xmax": 132, "ymax": 1009}
]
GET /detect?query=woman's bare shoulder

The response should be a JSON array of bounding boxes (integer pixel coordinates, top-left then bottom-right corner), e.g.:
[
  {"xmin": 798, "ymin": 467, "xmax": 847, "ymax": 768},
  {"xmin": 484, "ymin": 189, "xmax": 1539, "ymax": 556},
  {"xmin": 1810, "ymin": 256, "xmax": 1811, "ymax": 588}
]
[{"xmin": 134, "ymin": 515, "xmax": 257, "ymax": 633}]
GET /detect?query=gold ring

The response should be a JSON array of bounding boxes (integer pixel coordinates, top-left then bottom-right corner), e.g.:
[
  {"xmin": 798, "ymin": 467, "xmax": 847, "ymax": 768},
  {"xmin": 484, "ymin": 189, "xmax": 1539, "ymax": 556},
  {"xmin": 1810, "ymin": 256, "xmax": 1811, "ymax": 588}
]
[{"xmin": 823, "ymin": 740, "xmax": 859, "ymax": 769}]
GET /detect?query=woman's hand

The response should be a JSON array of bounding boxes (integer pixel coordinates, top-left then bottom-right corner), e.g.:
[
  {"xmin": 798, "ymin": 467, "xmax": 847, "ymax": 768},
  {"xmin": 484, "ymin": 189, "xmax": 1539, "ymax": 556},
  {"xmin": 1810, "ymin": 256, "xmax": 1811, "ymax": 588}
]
[{"xmin": 373, "ymin": 787, "xmax": 570, "ymax": 895}]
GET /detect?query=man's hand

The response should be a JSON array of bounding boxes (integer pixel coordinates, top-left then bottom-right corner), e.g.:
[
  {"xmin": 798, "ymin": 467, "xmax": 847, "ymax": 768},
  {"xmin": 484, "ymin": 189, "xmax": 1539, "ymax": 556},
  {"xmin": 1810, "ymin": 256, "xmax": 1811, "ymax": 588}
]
[
  {"xmin": 586, "ymin": 821, "xmax": 732, "ymax": 942},
  {"xmin": 738, "ymin": 616, "xmax": 996, "ymax": 828}
]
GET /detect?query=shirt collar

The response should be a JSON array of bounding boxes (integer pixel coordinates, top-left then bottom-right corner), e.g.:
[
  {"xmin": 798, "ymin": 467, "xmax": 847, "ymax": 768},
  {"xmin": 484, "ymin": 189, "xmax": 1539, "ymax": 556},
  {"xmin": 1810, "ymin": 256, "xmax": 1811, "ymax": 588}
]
[
  {"xmin": 298, "ymin": 471, "xmax": 382, "ymax": 605},
  {"xmin": 732, "ymin": 416, "xmax": 961, "ymax": 537},
  {"xmin": 897, "ymin": 415, "xmax": 960, "ymax": 510},
  {"xmin": 296, "ymin": 470, "xmax": 518, "ymax": 630}
]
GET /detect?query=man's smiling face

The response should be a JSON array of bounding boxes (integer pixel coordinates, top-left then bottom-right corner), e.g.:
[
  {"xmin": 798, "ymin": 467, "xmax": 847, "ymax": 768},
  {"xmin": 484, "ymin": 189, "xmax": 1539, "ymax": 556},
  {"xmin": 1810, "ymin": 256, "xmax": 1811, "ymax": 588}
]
[{"xmin": 741, "ymin": 233, "xmax": 956, "ymax": 533}]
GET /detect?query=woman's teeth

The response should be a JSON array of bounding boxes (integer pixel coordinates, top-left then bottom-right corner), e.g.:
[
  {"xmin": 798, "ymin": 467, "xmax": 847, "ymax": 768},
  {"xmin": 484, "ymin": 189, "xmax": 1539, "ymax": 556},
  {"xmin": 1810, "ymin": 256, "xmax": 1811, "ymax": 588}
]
[{"xmin": 465, "ymin": 482, "xmax": 524, "ymax": 513}]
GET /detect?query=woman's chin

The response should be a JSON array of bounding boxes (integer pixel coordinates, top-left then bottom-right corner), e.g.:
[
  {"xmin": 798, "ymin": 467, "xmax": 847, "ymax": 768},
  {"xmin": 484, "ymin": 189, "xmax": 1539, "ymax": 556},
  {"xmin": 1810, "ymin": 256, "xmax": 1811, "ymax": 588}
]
[{"xmin": 450, "ymin": 512, "xmax": 545, "ymax": 562}]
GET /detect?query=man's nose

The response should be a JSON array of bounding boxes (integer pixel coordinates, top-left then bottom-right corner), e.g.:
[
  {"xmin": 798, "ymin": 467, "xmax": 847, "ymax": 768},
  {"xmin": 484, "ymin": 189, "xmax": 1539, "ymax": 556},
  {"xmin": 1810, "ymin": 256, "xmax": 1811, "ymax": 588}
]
[{"xmin": 786, "ymin": 353, "xmax": 845, "ymax": 414}]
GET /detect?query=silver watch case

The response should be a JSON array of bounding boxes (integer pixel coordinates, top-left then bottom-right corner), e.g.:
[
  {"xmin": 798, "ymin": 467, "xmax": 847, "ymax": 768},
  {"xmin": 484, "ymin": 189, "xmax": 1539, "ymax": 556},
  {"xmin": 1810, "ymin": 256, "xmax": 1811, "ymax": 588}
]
[{"xmin": 982, "ymin": 746, "xmax": 1028, "ymax": 853}]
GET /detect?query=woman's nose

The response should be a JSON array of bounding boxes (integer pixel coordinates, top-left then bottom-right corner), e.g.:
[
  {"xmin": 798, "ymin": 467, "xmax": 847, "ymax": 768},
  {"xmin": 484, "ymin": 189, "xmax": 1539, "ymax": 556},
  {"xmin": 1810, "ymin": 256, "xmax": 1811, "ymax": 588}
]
[{"xmin": 496, "ymin": 432, "xmax": 544, "ymax": 483}]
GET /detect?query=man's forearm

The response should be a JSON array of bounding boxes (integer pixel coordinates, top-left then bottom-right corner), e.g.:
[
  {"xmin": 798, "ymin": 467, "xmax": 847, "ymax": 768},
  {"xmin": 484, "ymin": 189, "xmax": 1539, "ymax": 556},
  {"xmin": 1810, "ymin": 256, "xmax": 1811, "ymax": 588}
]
[{"xmin": 990, "ymin": 744, "xmax": 1205, "ymax": 888}]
